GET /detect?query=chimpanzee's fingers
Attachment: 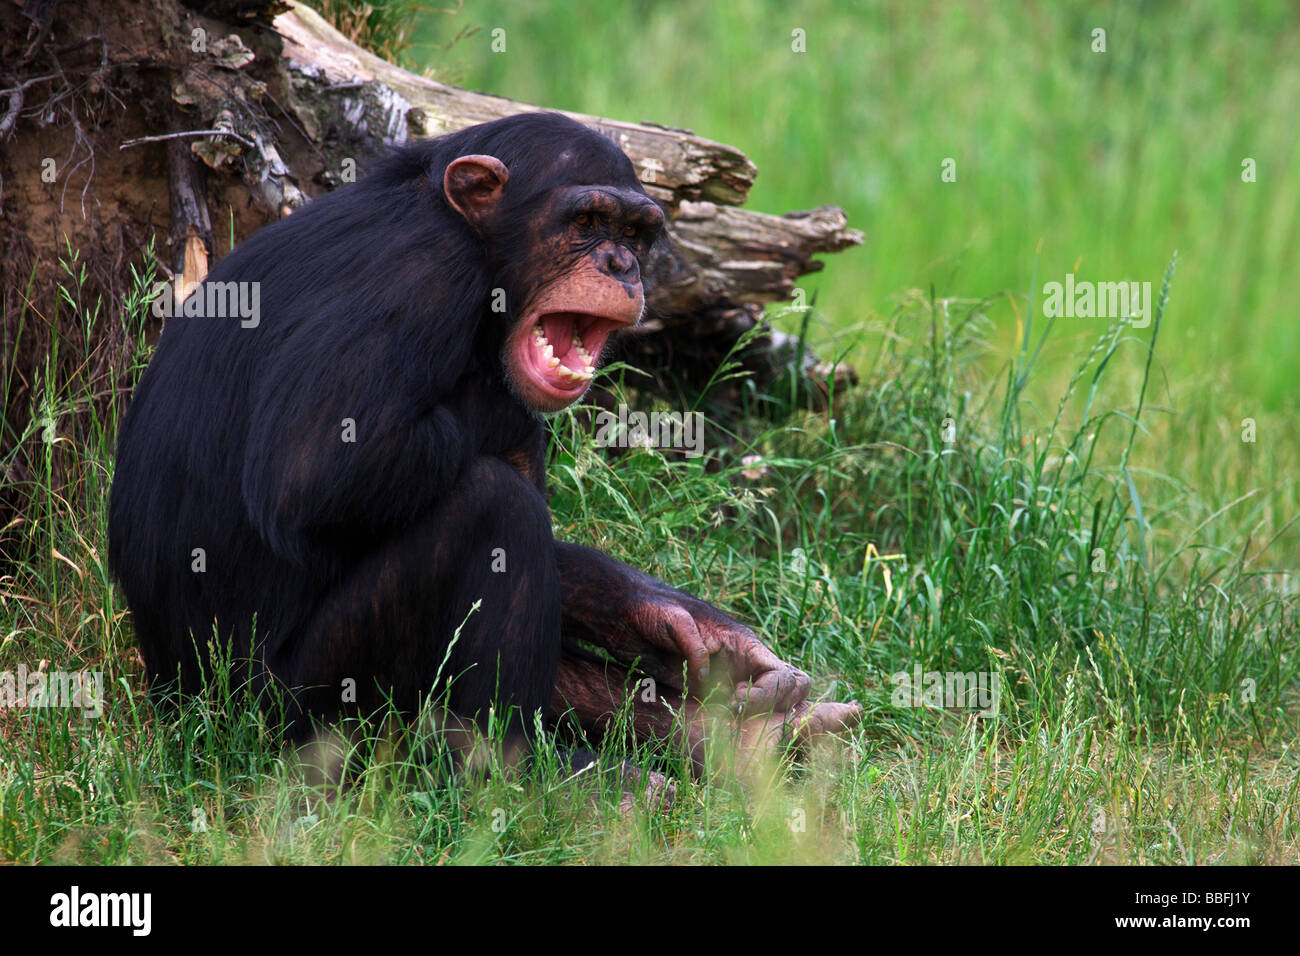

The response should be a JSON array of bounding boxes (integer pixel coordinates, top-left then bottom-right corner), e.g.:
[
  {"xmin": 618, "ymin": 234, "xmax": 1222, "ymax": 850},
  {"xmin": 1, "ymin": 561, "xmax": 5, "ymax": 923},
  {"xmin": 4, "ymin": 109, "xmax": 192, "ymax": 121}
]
[
  {"xmin": 732, "ymin": 662, "xmax": 811, "ymax": 717},
  {"xmin": 726, "ymin": 633, "xmax": 810, "ymax": 714},
  {"xmin": 653, "ymin": 604, "xmax": 713, "ymax": 695},
  {"xmin": 629, "ymin": 648, "xmax": 689, "ymax": 695}
]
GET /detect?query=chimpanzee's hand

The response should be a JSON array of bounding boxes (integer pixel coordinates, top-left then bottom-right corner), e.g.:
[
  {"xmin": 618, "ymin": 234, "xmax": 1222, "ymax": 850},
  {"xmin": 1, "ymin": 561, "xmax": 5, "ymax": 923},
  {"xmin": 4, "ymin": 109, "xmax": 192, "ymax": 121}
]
[
  {"xmin": 556, "ymin": 542, "xmax": 860, "ymax": 730},
  {"xmin": 624, "ymin": 585, "xmax": 865, "ymax": 746},
  {"xmin": 621, "ymin": 583, "xmax": 812, "ymax": 715}
]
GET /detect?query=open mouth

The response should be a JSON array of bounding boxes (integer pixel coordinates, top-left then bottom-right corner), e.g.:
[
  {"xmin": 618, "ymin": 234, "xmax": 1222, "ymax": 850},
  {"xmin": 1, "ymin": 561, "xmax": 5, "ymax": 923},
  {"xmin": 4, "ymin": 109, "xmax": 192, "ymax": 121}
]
[{"xmin": 518, "ymin": 311, "xmax": 626, "ymax": 403}]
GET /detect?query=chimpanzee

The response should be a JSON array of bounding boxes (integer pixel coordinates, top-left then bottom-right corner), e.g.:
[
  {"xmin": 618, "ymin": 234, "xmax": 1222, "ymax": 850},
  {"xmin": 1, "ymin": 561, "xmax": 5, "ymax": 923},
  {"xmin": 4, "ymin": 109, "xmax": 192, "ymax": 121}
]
[{"xmin": 109, "ymin": 112, "xmax": 860, "ymax": 770}]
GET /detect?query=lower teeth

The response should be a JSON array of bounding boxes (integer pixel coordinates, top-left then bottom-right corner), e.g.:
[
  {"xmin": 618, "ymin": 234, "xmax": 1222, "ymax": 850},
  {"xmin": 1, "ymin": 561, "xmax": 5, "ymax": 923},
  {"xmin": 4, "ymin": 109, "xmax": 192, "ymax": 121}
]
[{"xmin": 535, "ymin": 328, "xmax": 596, "ymax": 383}]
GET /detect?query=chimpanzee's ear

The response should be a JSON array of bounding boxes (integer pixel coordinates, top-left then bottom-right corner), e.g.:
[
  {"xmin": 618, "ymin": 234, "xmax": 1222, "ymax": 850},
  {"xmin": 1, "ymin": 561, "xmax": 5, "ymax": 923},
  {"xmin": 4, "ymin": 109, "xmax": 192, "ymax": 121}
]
[{"xmin": 443, "ymin": 154, "xmax": 509, "ymax": 228}]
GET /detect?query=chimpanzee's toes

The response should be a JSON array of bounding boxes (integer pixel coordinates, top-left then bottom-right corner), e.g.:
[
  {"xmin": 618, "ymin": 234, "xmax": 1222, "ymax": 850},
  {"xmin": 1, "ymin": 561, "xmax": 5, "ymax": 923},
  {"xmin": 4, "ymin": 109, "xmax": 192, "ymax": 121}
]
[
  {"xmin": 618, "ymin": 763, "xmax": 676, "ymax": 813},
  {"xmin": 793, "ymin": 700, "xmax": 864, "ymax": 740}
]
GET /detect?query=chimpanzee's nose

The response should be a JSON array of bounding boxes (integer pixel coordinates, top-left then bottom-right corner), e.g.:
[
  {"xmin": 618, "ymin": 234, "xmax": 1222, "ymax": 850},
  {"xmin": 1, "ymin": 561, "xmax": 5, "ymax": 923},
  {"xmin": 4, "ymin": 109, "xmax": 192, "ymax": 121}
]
[{"xmin": 603, "ymin": 247, "xmax": 639, "ymax": 281}]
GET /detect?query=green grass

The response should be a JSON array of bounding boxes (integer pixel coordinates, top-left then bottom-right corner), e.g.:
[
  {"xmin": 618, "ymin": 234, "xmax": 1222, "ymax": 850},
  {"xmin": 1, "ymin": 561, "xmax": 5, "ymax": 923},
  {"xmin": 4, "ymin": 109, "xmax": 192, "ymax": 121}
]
[{"xmin": 1, "ymin": 238, "xmax": 1296, "ymax": 864}]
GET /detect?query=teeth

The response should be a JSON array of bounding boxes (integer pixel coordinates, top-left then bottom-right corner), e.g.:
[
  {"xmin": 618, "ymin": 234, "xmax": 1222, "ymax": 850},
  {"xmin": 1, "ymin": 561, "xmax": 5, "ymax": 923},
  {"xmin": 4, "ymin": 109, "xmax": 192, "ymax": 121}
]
[
  {"xmin": 542, "ymin": 343, "xmax": 554, "ymax": 362},
  {"xmin": 548, "ymin": 357, "xmax": 561, "ymax": 369},
  {"xmin": 554, "ymin": 363, "xmax": 595, "ymax": 383}
]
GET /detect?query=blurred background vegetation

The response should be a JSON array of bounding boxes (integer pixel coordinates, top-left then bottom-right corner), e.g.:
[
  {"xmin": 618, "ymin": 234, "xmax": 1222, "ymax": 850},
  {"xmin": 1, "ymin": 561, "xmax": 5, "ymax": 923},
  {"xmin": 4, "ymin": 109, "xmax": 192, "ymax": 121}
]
[{"xmin": 406, "ymin": 0, "xmax": 1299, "ymax": 412}]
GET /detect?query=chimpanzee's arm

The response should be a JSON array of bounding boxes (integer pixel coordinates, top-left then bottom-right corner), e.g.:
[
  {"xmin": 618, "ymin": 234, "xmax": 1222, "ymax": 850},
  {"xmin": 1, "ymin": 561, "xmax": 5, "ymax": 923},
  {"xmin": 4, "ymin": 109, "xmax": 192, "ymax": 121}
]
[
  {"xmin": 243, "ymin": 395, "xmax": 470, "ymax": 563},
  {"xmin": 242, "ymin": 360, "xmax": 535, "ymax": 565},
  {"xmin": 555, "ymin": 541, "xmax": 812, "ymax": 715}
]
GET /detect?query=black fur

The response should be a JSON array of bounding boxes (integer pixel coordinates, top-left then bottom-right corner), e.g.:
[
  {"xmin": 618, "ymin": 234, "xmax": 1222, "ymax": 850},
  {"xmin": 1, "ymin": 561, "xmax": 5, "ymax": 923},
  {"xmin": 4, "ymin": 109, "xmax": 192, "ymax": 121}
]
[{"xmin": 109, "ymin": 113, "xmax": 647, "ymax": 744}]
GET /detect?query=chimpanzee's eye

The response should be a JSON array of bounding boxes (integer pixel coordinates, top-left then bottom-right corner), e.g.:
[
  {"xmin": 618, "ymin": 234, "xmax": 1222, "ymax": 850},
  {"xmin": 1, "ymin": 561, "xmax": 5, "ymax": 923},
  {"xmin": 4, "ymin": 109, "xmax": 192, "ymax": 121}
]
[
  {"xmin": 574, "ymin": 213, "xmax": 593, "ymax": 227},
  {"xmin": 623, "ymin": 225, "xmax": 638, "ymax": 239}
]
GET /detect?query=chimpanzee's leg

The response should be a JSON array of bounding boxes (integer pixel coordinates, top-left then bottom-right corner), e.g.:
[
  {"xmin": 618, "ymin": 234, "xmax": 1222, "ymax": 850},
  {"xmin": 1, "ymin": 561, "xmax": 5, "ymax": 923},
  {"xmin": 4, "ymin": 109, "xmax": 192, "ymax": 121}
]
[
  {"xmin": 551, "ymin": 648, "xmax": 707, "ymax": 774},
  {"xmin": 270, "ymin": 455, "xmax": 561, "ymax": 757}
]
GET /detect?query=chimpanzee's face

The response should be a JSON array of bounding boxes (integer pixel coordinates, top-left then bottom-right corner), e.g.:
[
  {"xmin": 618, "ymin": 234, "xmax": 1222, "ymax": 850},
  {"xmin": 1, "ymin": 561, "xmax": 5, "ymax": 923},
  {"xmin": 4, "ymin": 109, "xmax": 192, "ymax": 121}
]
[
  {"xmin": 503, "ymin": 182, "xmax": 664, "ymax": 411},
  {"xmin": 443, "ymin": 140, "xmax": 665, "ymax": 413}
]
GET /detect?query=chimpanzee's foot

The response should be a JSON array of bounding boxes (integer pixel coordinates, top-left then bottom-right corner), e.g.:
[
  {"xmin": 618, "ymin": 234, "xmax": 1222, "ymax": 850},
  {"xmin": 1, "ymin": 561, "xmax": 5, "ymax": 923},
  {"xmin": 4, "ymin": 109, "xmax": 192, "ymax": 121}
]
[
  {"xmin": 736, "ymin": 699, "xmax": 864, "ymax": 759},
  {"xmin": 617, "ymin": 762, "xmax": 676, "ymax": 813}
]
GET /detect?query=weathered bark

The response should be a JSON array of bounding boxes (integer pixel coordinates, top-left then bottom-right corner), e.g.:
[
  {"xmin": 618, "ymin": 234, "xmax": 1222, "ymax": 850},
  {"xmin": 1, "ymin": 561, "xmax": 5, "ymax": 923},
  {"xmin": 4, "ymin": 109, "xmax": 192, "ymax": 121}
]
[
  {"xmin": 165, "ymin": 133, "xmax": 213, "ymax": 305},
  {"xmin": 275, "ymin": 5, "xmax": 760, "ymax": 208}
]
